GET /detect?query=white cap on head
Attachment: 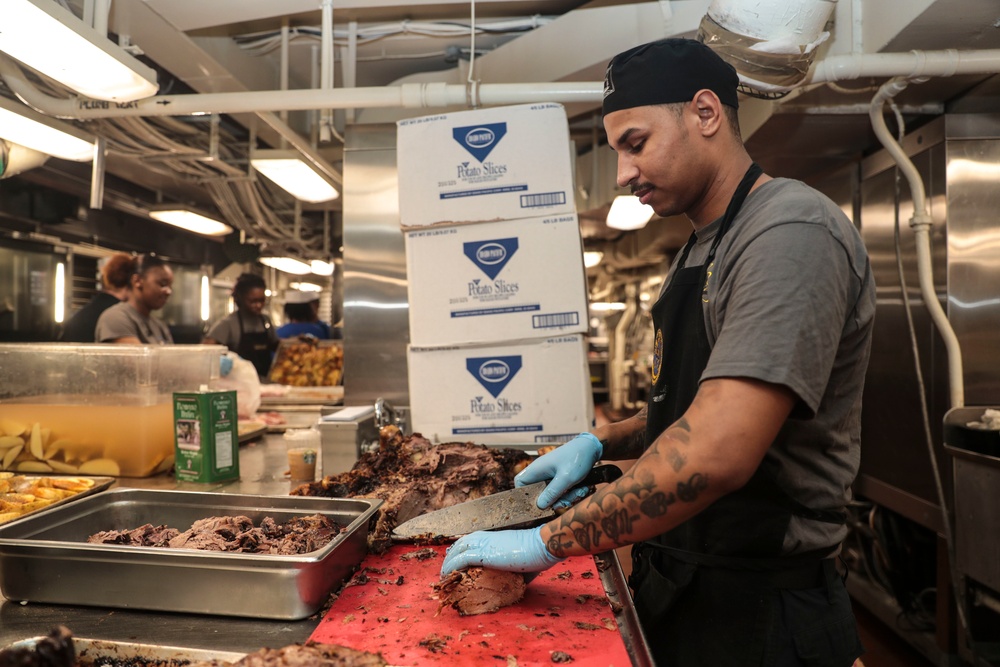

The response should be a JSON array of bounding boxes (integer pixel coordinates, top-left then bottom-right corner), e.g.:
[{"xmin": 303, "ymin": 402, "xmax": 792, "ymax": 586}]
[{"xmin": 284, "ymin": 289, "xmax": 319, "ymax": 304}]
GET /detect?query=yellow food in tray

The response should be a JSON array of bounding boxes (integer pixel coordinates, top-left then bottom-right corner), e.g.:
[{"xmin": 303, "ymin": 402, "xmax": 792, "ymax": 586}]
[
  {"xmin": 0, "ymin": 473, "xmax": 96, "ymax": 524},
  {"xmin": 269, "ymin": 340, "xmax": 343, "ymax": 387},
  {"xmin": 0, "ymin": 418, "xmax": 123, "ymax": 476}
]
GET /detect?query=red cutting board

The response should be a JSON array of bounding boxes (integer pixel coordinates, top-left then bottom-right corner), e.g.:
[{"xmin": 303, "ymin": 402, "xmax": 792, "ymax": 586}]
[{"xmin": 310, "ymin": 544, "xmax": 632, "ymax": 666}]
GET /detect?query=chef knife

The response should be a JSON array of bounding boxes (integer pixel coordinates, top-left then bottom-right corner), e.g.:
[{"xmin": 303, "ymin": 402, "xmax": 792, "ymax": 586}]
[{"xmin": 391, "ymin": 464, "xmax": 623, "ymax": 541}]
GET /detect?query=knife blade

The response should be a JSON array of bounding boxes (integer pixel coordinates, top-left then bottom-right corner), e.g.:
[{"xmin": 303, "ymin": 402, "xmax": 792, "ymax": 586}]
[{"xmin": 391, "ymin": 464, "xmax": 622, "ymax": 541}]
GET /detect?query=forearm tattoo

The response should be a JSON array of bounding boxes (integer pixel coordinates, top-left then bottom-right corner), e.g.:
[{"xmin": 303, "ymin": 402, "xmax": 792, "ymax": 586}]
[{"xmin": 545, "ymin": 415, "xmax": 713, "ymax": 556}]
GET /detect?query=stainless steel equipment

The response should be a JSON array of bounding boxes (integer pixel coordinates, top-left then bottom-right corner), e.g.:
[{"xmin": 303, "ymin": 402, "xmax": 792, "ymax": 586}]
[
  {"xmin": 316, "ymin": 405, "xmax": 379, "ymax": 476},
  {"xmin": 0, "ymin": 489, "xmax": 381, "ymax": 620},
  {"xmin": 342, "ymin": 125, "xmax": 410, "ymax": 405}
]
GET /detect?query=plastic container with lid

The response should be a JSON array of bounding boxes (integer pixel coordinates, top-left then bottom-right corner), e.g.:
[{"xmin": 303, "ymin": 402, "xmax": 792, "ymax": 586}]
[{"xmin": 0, "ymin": 343, "xmax": 225, "ymax": 477}]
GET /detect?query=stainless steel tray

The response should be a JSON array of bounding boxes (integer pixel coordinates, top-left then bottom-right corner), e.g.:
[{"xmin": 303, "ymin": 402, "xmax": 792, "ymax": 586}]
[
  {"xmin": 0, "ymin": 476, "xmax": 114, "ymax": 527},
  {"xmin": 0, "ymin": 489, "xmax": 382, "ymax": 620},
  {"xmin": 5, "ymin": 636, "xmax": 246, "ymax": 666}
]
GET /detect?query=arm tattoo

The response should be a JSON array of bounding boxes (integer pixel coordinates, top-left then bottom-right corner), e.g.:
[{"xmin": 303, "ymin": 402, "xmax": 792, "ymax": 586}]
[
  {"xmin": 547, "ymin": 534, "xmax": 574, "ymax": 559},
  {"xmin": 601, "ymin": 508, "xmax": 640, "ymax": 543},
  {"xmin": 665, "ymin": 447, "xmax": 687, "ymax": 473},
  {"xmin": 639, "ymin": 491, "xmax": 676, "ymax": 518},
  {"xmin": 571, "ymin": 523, "xmax": 602, "ymax": 551},
  {"xmin": 676, "ymin": 473, "xmax": 709, "ymax": 502}
]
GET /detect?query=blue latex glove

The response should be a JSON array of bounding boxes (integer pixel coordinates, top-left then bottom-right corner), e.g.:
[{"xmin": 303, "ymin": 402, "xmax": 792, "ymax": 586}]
[
  {"xmin": 220, "ymin": 355, "xmax": 233, "ymax": 377},
  {"xmin": 514, "ymin": 432, "xmax": 603, "ymax": 510},
  {"xmin": 440, "ymin": 526, "xmax": 564, "ymax": 577}
]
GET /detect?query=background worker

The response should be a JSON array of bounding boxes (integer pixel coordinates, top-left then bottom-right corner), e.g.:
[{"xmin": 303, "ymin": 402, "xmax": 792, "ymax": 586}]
[
  {"xmin": 203, "ymin": 272, "xmax": 279, "ymax": 379},
  {"xmin": 441, "ymin": 38, "xmax": 876, "ymax": 667},
  {"xmin": 94, "ymin": 254, "xmax": 174, "ymax": 344},
  {"xmin": 276, "ymin": 290, "xmax": 332, "ymax": 340},
  {"xmin": 59, "ymin": 253, "xmax": 133, "ymax": 343}
]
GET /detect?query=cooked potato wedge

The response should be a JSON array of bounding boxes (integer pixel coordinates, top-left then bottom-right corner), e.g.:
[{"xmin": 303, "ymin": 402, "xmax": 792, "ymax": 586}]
[
  {"xmin": 28, "ymin": 423, "xmax": 45, "ymax": 460},
  {"xmin": 0, "ymin": 436, "xmax": 24, "ymax": 451},
  {"xmin": 17, "ymin": 461, "xmax": 54, "ymax": 474},
  {"xmin": 0, "ymin": 420, "xmax": 27, "ymax": 438},
  {"xmin": 2, "ymin": 445, "xmax": 23, "ymax": 470},
  {"xmin": 78, "ymin": 459, "xmax": 121, "ymax": 476}
]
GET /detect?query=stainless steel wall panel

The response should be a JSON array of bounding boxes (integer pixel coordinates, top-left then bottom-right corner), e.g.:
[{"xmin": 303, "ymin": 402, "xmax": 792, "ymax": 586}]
[
  {"xmin": 944, "ymin": 137, "xmax": 1000, "ymax": 407},
  {"xmin": 341, "ymin": 125, "xmax": 409, "ymax": 405}
]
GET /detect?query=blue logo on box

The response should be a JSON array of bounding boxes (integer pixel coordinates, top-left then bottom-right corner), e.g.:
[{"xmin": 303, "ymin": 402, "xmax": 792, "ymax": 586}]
[
  {"xmin": 453, "ymin": 123, "xmax": 507, "ymax": 162},
  {"xmin": 463, "ymin": 238, "xmax": 518, "ymax": 279},
  {"xmin": 466, "ymin": 355, "xmax": 522, "ymax": 398}
]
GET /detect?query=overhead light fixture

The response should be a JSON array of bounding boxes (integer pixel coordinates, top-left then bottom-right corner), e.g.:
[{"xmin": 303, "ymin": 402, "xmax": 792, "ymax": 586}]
[
  {"xmin": 1, "ymin": 0, "xmax": 158, "ymax": 102},
  {"xmin": 0, "ymin": 96, "xmax": 94, "ymax": 161},
  {"xmin": 251, "ymin": 150, "xmax": 340, "ymax": 203},
  {"xmin": 54, "ymin": 261, "xmax": 65, "ymax": 323},
  {"xmin": 259, "ymin": 256, "xmax": 312, "ymax": 275},
  {"xmin": 606, "ymin": 195, "xmax": 655, "ymax": 231},
  {"xmin": 310, "ymin": 260, "xmax": 334, "ymax": 276},
  {"xmin": 590, "ymin": 302, "xmax": 627, "ymax": 312},
  {"xmin": 583, "ymin": 251, "xmax": 603, "ymax": 269},
  {"xmin": 290, "ymin": 282, "xmax": 323, "ymax": 292},
  {"xmin": 200, "ymin": 275, "xmax": 210, "ymax": 321},
  {"xmin": 149, "ymin": 206, "xmax": 233, "ymax": 236}
]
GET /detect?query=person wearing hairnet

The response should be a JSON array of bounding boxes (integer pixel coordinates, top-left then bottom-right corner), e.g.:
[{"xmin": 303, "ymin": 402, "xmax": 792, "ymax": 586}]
[
  {"xmin": 277, "ymin": 290, "xmax": 332, "ymax": 340},
  {"xmin": 441, "ymin": 38, "xmax": 876, "ymax": 666}
]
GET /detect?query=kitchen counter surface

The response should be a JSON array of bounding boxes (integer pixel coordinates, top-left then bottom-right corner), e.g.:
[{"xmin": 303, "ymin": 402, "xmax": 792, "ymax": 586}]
[{"xmin": 0, "ymin": 427, "xmax": 650, "ymax": 665}]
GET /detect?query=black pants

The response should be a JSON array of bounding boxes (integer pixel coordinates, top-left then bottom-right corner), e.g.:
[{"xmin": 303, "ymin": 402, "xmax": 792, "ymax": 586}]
[{"xmin": 630, "ymin": 549, "xmax": 864, "ymax": 666}]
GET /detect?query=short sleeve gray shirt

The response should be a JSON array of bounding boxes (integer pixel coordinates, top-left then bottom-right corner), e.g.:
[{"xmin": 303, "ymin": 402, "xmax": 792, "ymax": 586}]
[
  {"xmin": 94, "ymin": 302, "xmax": 174, "ymax": 344},
  {"xmin": 664, "ymin": 178, "xmax": 876, "ymax": 554},
  {"xmin": 206, "ymin": 311, "xmax": 278, "ymax": 352}
]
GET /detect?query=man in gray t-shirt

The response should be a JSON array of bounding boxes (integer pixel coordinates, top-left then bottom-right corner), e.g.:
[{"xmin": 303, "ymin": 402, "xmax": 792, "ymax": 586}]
[{"xmin": 440, "ymin": 38, "xmax": 874, "ymax": 667}]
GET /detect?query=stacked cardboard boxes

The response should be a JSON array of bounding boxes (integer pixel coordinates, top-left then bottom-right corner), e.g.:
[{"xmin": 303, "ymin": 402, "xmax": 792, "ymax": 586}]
[{"xmin": 398, "ymin": 103, "xmax": 594, "ymax": 446}]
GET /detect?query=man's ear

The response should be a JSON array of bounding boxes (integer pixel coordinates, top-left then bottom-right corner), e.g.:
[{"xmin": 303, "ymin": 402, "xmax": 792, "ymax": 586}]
[{"xmin": 691, "ymin": 89, "xmax": 724, "ymax": 137}]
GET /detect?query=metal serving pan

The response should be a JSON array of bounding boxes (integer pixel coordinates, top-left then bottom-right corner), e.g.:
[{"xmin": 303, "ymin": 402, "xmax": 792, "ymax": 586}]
[
  {"xmin": 0, "ymin": 489, "xmax": 382, "ymax": 620},
  {"xmin": 5, "ymin": 636, "xmax": 246, "ymax": 667}
]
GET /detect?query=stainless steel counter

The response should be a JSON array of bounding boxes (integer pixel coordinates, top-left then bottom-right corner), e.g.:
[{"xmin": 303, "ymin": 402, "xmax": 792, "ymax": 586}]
[{"xmin": 0, "ymin": 428, "xmax": 651, "ymax": 664}]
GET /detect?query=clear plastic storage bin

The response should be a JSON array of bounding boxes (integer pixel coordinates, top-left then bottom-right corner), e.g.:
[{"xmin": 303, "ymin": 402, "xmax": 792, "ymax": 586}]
[{"xmin": 0, "ymin": 344, "xmax": 225, "ymax": 477}]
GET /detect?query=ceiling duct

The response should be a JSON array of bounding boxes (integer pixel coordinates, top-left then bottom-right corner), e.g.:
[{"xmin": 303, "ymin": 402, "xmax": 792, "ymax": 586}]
[{"xmin": 698, "ymin": 0, "xmax": 836, "ymax": 98}]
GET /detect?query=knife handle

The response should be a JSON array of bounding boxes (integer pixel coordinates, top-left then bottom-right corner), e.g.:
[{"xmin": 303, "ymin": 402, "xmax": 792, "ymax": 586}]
[{"xmin": 582, "ymin": 464, "xmax": 623, "ymax": 486}]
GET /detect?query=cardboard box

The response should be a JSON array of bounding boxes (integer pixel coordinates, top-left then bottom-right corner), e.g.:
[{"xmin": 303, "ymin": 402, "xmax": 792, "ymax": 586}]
[
  {"xmin": 407, "ymin": 335, "xmax": 594, "ymax": 446},
  {"xmin": 397, "ymin": 103, "xmax": 576, "ymax": 228},
  {"xmin": 405, "ymin": 213, "xmax": 588, "ymax": 346},
  {"xmin": 173, "ymin": 390, "xmax": 240, "ymax": 483}
]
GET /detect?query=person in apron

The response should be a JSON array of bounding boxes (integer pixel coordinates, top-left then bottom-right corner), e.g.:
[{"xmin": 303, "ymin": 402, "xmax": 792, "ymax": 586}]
[
  {"xmin": 203, "ymin": 272, "xmax": 279, "ymax": 378},
  {"xmin": 442, "ymin": 38, "xmax": 874, "ymax": 667}
]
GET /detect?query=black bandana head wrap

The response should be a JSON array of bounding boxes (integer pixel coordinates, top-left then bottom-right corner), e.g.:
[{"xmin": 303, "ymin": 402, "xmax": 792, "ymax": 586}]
[{"xmin": 602, "ymin": 38, "xmax": 739, "ymax": 116}]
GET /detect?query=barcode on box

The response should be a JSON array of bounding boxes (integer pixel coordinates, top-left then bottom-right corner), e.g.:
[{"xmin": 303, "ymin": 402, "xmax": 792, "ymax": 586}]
[
  {"xmin": 520, "ymin": 191, "xmax": 566, "ymax": 208},
  {"xmin": 532, "ymin": 312, "xmax": 580, "ymax": 329},
  {"xmin": 534, "ymin": 434, "xmax": 577, "ymax": 444}
]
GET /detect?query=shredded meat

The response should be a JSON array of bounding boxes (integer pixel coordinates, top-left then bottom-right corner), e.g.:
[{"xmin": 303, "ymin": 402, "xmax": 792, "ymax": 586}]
[
  {"xmin": 434, "ymin": 568, "xmax": 527, "ymax": 616},
  {"xmin": 87, "ymin": 514, "xmax": 341, "ymax": 555},
  {"xmin": 290, "ymin": 426, "xmax": 531, "ymax": 553},
  {"xmin": 0, "ymin": 627, "xmax": 74, "ymax": 667},
  {"xmin": 188, "ymin": 642, "xmax": 386, "ymax": 667}
]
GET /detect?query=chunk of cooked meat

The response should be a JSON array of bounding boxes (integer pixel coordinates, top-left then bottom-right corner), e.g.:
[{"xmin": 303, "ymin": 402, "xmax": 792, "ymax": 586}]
[
  {"xmin": 0, "ymin": 627, "xmax": 74, "ymax": 667},
  {"xmin": 291, "ymin": 426, "xmax": 531, "ymax": 553},
  {"xmin": 433, "ymin": 568, "xmax": 527, "ymax": 616}
]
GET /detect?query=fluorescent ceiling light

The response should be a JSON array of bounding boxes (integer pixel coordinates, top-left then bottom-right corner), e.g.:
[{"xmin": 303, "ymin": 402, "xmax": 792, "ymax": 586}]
[
  {"xmin": 590, "ymin": 302, "xmax": 627, "ymax": 312},
  {"xmin": 0, "ymin": 96, "xmax": 94, "ymax": 161},
  {"xmin": 1, "ymin": 0, "xmax": 158, "ymax": 102},
  {"xmin": 251, "ymin": 150, "xmax": 340, "ymax": 203},
  {"xmin": 149, "ymin": 206, "xmax": 233, "ymax": 236},
  {"xmin": 260, "ymin": 256, "xmax": 312, "ymax": 275},
  {"xmin": 290, "ymin": 282, "xmax": 322, "ymax": 292},
  {"xmin": 606, "ymin": 195, "xmax": 655, "ymax": 231},
  {"xmin": 310, "ymin": 259, "xmax": 334, "ymax": 276},
  {"xmin": 583, "ymin": 251, "xmax": 603, "ymax": 269}
]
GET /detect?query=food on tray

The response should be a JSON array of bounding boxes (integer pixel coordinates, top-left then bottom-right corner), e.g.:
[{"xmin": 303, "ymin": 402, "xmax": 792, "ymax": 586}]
[
  {"xmin": 0, "ymin": 626, "xmax": 74, "ymax": 667},
  {"xmin": 237, "ymin": 421, "xmax": 266, "ymax": 437},
  {"xmin": 87, "ymin": 513, "xmax": 343, "ymax": 555},
  {"xmin": 0, "ymin": 410, "xmax": 167, "ymax": 477},
  {"xmin": 0, "ymin": 474, "xmax": 97, "ymax": 524},
  {"xmin": 188, "ymin": 642, "xmax": 386, "ymax": 667},
  {"xmin": 291, "ymin": 425, "xmax": 531, "ymax": 553},
  {"xmin": 0, "ymin": 627, "xmax": 386, "ymax": 667},
  {"xmin": 434, "ymin": 568, "xmax": 528, "ymax": 616},
  {"xmin": 269, "ymin": 340, "xmax": 343, "ymax": 387},
  {"xmin": 256, "ymin": 411, "xmax": 288, "ymax": 426}
]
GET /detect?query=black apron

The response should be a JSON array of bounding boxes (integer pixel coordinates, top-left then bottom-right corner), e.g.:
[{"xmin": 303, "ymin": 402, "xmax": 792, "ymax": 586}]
[
  {"xmin": 237, "ymin": 313, "xmax": 273, "ymax": 378},
  {"xmin": 631, "ymin": 164, "xmax": 861, "ymax": 666}
]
